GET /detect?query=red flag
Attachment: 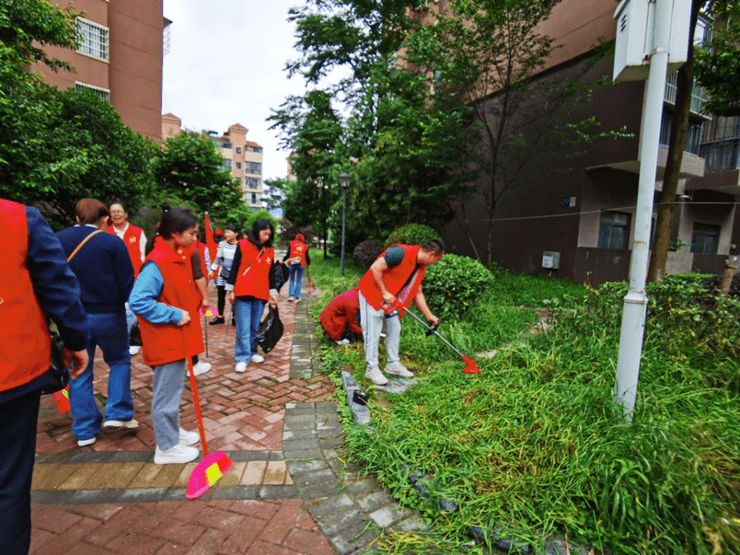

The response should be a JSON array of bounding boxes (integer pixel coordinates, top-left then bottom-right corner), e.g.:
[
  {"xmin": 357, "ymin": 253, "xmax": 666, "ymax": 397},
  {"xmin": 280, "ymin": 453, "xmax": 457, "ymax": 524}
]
[{"xmin": 204, "ymin": 212, "xmax": 217, "ymax": 261}]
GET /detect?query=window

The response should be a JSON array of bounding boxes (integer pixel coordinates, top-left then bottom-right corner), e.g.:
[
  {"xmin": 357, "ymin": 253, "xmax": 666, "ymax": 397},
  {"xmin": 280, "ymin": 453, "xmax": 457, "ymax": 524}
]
[
  {"xmin": 245, "ymin": 178, "xmax": 260, "ymax": 189},
  {"xmin": 222, "ymin": 159, "xmax": 231, "ymax": 169},
  {"xmin": 236, "ymin": 147, "xmax": 242, "ymax": 154},
  {"xmin": 236, "ymin": 162, "xmax": 242, "ymax": 169},
  {"xmin": 246, "ymin": 146, "xmax": 263, "ymax": 153},
  {"xmin": 75, "ymin": 82, "xmax": 110, "ymax": 102},
  {"xmin": 659, "ymin": 113, "xmax": 703, "ymax": 155},
  {"xmin": 691, "ymin": 223, "xmax": 720, "ymax": 254},
  {"xmin": 76, "ymin": 19, "xmax": 109, "ymax": 61},
  {"xmin": 222, "ymin": 142, "xmax": 232, "ymax": 150},
  {"xmin": 598, "ymin": 211, "xmax": 630, "ymax": 250},
  {"xmin": 251, "ymin": 193, "xmax": 257, "ymax": 204},
  {"xmin": 246, "ymin": 162, "xmax": 261, "ymax": 174}
]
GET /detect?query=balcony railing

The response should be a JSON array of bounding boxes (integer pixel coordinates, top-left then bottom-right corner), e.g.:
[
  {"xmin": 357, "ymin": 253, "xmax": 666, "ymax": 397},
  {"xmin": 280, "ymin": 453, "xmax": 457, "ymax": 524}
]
[{"xmin": 664, "ymin": 72, "xmax": 708, "ymax": 115}]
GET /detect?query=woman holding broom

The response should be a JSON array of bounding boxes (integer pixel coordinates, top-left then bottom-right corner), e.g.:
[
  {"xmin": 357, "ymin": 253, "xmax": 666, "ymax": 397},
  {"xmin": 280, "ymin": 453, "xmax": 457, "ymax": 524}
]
[{"xmin": 129, "ymin": 207, "xmax": 204, "ymax": 464}]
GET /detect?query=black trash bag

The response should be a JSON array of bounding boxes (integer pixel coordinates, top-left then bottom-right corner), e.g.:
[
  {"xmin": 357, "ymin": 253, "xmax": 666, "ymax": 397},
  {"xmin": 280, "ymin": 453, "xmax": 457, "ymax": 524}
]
[
  {"xmin": 270, "ymin": 262, "xmax": 290, "ymax": 293},
  {"xmin": 41, "ymin": 328, "xmax": 70, "ymax": 395},
  {"xmin": 255, "ymin": 304, "xmax": 284, "ymax": 354},
  {"xmin": 129, "ymin": 321, "xmax": 142, "ymax": 347}
]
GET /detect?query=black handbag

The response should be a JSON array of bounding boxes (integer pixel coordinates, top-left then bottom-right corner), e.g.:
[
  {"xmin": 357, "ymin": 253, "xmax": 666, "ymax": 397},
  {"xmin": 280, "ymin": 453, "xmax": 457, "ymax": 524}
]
[
  {"xmin": 255, "ymin": 304, "xmax": 284, "ymax": 354},
  {"xmin": 41, "ymin": 229, "xmax": 103, "ymax": 394}
]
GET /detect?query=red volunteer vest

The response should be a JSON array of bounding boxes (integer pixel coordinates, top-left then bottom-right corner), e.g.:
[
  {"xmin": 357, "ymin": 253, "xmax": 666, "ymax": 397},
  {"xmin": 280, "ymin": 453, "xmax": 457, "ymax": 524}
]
[
  {"xmin": 107, "ymin": 223, "xmax": 144, "ymax": 277},
  {"xmin": 137, "ymin": 240, "xmax": 204, "ymax": 367},
  {"xmin": 0, "ymin": 200, "xmax": 52, "ymax": 391},
  {"xmin": 234, "ymin": 240, "xmax": 274, "ymax": 300},
  {"xmin": 288, "ymin": 240, "xmax": 308, "ymax": 266},
  {"xmin": 358, "ymin": 245, "xmax": 426, "ymax": 314}
]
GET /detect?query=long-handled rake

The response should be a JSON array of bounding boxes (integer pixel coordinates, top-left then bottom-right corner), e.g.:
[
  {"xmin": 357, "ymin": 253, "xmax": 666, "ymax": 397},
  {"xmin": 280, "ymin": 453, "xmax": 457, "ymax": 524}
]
[
  {"xmin": 185, "ymin": 357, "xmax": 233, "ymax": 499},
  {"xmin": 388, "ymin": 302, "xmax": 480, "ymax": 374}
]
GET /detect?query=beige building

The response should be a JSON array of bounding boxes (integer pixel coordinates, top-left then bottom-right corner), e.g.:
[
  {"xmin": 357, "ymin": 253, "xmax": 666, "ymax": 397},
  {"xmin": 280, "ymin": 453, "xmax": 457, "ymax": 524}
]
[
  {"xmin": 36, "ymin": 0, "xmax": 167, "ymax": 141},
  {"xmin": 161, "ymin": 116, "xmax": 264, "ymax": 211}
]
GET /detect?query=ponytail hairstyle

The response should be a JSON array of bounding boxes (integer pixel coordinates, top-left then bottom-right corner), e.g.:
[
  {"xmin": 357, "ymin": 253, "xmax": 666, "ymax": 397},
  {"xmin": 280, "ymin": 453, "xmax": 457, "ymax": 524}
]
[{"xmin": 145, "ymin": 203, "xmax": 197, "ymax": 254}]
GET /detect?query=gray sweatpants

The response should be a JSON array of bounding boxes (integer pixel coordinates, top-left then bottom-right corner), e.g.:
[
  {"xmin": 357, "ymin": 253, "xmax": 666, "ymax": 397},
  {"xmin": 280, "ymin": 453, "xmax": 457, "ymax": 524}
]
[
  {"xmin": 151, "ymin": 359, "xmax": 186, "ymax": 450},
  {"xmin": 359, "ymin": 291, "xmax": 401, "ymax": 370}
]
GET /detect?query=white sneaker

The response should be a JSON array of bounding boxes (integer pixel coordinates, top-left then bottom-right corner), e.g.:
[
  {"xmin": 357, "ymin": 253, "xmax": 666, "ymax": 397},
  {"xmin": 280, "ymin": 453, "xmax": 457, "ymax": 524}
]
[
  {"xmin": 154, "ymin": 444, "xmax": 199, "ymax": 465},
  {"xmin": 365, "ymin": 366, "xmax": 389, "ymax": 386},
  {"xmin": 294, "ymin": 297, "xmax": 301, "ymax": 303},
  {"xmin": 385, "ymin": 362, "xmax": 414, "ymax": 378},
  {"xmin": 288, "ymin": 295, "xmax": 295, "ymax": 302},
  {"xmin": 179, "ymin": 427, "xmax": 200, "ymax": 446},
  {"xmin": 336, "ymin": 338, "xmax": 350, "ymax": 345},
  {"xmin": 103, "ymin": 419, "xmax": 139, "ymax": 429},
  {"xmin": 129, "ymin": 346, "xmax": 141, "ymax": 355},
  {"xmin": 235, "ymin": 361, "xmax": 248, "ymax": 372},
  {"xmin": 77, "ymin": 437, "xmax": 96, "ymax": 447},
  {"xmin": 192, "ymin": 361, "xmax": 211, "ymax": 376},
  {"xmin": 250, "ymin": 354, "xmax": 264, "ymax": 363}
]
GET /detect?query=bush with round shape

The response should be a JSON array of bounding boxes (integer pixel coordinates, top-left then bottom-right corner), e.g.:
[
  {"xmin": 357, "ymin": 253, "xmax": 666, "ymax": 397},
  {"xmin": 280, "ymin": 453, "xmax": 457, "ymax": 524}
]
[
  {"xmin": 385, "ymin": 223, "xmax": 439, "ymax": 248},
  {"xmin": 423, "ymin": 254, "xmax": 493, "ymax": 320},
  {"xmin": 353, "ymin": 239, "xmax": 385, "ymax": 270}
]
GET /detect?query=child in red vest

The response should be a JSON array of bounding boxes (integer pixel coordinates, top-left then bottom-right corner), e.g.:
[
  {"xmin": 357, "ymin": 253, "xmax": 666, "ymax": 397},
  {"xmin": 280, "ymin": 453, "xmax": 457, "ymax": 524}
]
[{"xmin": 129, "ymin": 207, "xmax": 204, "ymax": 464}]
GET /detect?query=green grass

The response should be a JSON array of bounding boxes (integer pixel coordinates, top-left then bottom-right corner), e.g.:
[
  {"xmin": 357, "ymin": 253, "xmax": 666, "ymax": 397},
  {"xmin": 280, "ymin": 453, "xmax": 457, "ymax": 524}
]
[{"xmin": 309, "ymin": 256, "xmax": 740, "ymax": 554}]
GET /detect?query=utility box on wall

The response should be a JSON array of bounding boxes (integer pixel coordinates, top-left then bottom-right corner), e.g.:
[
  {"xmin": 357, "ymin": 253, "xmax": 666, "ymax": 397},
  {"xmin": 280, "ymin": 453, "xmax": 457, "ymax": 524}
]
[
  {"xmin": 613, "ymin": 0, "xmax": 691, "ymax": 81},
  {"xmin": 542, "ymin": 251, "xmax": 560, "ymax": 270}
]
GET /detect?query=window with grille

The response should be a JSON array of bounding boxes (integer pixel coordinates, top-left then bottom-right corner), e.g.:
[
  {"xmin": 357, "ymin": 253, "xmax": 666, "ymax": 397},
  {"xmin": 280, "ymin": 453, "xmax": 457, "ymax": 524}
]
[
  {"xmin": 236, "ymin": 162, "xmax": 242, "ymax": 169},
  {"xmin": 246, "ymin": 162, "xmax": 261, "ymax": 174},
  {"xmin": 598, "ymin": 211, "xmax": 630, "ymax": 250},
  {"xmin": 75, "ymin": 82, "xmax": 110, "ymax": 102},
  {"xmin": 76, "ymin": 19, "xmax": 109, "ymax": 61},
  {"xmin": 691, "ymin": 223, "xmax": 720, "ymax": 254}
]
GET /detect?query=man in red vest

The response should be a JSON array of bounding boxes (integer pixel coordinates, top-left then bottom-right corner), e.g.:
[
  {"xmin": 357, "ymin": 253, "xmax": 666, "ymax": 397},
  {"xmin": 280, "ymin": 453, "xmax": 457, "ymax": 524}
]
[
  {"xmin": 1, "ymin": 199, "xmax": 89, "ymax": 555},
  {"xmin": 107, "ymin": 201, "xmax": 147, "ymax": 356},
  {"xmin": 358, "ymin": 239, "xmax": 444, "ymax": 385}
]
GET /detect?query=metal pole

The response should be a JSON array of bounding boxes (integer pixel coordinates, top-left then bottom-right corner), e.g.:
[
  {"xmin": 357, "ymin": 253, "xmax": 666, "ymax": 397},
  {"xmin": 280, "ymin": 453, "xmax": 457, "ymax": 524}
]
[
  {"xmin": 340, "ymin": 185, "xmax": 347, "ymax": 276},
  {"xmin": 614, "ymin": 0, "xmax": 672, "ymax": 422}
]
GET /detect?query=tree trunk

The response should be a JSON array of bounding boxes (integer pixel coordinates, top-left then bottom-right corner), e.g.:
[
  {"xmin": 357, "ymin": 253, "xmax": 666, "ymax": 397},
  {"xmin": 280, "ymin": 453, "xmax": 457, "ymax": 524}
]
[{"xmin": 647, "ymin": 0, "xmax": 702, "ymax": 282}]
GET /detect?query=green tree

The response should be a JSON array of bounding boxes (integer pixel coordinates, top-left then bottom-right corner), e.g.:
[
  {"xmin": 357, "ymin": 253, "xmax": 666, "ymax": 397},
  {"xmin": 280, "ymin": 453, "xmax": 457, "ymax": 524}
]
[
  {"xmin": 151, "ymin": 132, "xmax": 243, "ymax": 222},
  {"xmin": 417, "ymin": 0, "xmax": 623, "ymax": 264}
]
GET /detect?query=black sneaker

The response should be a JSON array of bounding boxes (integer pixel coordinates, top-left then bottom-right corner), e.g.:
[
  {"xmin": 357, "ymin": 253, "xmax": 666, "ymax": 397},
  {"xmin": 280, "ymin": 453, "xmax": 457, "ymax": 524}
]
[{"xmin": 209, "ymin": 316, "xmax": 225, "ymax": 325}]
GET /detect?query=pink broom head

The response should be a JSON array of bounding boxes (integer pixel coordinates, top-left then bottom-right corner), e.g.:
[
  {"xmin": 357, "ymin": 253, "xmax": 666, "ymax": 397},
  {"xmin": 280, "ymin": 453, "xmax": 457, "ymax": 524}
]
[
  {"xmin": 186, "ymin": 451, "xmax": 233, "ymax": 499},
  {"xmin": 54, "ymin": 387, "xmax": 71, "ymax": 413}
]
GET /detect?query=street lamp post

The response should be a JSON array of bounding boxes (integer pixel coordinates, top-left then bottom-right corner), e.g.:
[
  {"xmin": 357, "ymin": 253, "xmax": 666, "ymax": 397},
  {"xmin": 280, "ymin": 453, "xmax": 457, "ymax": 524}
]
[{"xmin": 339, "ymin": 173, "xmax": 350, "ymax": 276}]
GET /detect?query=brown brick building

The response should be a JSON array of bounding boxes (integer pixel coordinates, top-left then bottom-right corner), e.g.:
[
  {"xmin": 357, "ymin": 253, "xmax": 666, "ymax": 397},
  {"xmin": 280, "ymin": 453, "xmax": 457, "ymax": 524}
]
[{"xmin": 35, "ymin": 0, "xmax": 166, "ymax": 141}]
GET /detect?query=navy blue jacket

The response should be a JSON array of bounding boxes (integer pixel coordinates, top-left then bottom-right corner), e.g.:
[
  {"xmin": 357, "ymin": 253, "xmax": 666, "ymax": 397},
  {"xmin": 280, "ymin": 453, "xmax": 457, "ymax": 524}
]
[{"xmin": 56, "ymin": 225, "xmax": 135, "ymax": 315}]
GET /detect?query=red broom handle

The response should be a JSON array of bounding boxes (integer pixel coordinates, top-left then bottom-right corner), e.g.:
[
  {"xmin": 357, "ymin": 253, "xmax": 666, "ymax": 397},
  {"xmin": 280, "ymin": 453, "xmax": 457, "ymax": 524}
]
[{"xmin": 187, "ymin": 357, "xmax": 209, "ymax": 456}]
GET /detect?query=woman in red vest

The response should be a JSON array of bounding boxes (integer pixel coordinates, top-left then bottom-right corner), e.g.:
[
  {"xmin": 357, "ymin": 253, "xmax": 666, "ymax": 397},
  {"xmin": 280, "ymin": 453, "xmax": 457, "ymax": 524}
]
[
  {"xmin": 283, "ymin": 233, "xmax": 310, "ymax": 302},
  {"xmin": 107, "ymin": 201, "xmax": 147, "ymax": 356},
  {"xmin": 129, "ymin": 207, "xmax": 204, "ymax": 465},
  {"xmin": 227, "ymin": 219, "xmax": 278, "ymax": 373}
]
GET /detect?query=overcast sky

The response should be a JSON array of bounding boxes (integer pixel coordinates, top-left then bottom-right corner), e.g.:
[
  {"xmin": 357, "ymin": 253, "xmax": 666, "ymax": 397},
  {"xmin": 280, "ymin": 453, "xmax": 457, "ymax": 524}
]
[{"xmin": 162, "ymin": 0, "xmax": 307, "ymax": 182}]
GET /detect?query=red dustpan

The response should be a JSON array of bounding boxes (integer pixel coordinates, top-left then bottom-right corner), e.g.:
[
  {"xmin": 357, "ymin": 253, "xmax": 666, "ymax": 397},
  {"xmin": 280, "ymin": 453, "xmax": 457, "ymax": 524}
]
[{"xmin": 185, "ymin": 358, "xmax": 233, "ymax": 499}]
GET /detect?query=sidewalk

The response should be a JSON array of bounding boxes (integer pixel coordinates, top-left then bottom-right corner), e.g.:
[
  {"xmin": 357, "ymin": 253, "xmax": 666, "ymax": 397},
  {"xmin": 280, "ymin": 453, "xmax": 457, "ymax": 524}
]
[{"xmin": 30, "ymin": 282, "xmax": 427, "ymax": 554}]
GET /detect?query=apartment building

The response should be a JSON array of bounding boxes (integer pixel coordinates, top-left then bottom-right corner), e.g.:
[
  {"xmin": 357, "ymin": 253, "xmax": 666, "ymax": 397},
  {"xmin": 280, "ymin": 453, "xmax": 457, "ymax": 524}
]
[
  {"xmin": 161, "ymin": 116, "xmax": 264, "ymax": 211},
  {"xmin": 35, "ymin": 0, "xmax": 166, "ymax": 141},
  {"xmin": 430, "ymin": 0, "xmax": 736, "ymax": 284}
]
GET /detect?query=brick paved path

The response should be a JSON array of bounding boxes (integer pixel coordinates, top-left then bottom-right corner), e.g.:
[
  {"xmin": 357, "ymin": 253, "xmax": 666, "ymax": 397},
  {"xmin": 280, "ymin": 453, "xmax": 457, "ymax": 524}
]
[
  {"xmin": 30, "ymin": 280, "xmax": 429, "ymax": 555},
  {"xmin": 31, "ymin": 285, "xmax": 337, "ymax": 555}
]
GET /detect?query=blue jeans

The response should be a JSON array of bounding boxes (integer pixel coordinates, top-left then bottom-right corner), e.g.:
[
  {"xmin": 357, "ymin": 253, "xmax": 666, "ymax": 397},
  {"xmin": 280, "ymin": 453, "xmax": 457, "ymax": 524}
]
[
  {"xmin": 234, "ymin": 298, "xmax": 265, "ymax": 362},
  {"xmin": 289, "ymin": 264, "xmax": 304, "ymax": 299},
  {"xmin": 69, "ymin": 311, "xmax": 133, "ymax": 440}
]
